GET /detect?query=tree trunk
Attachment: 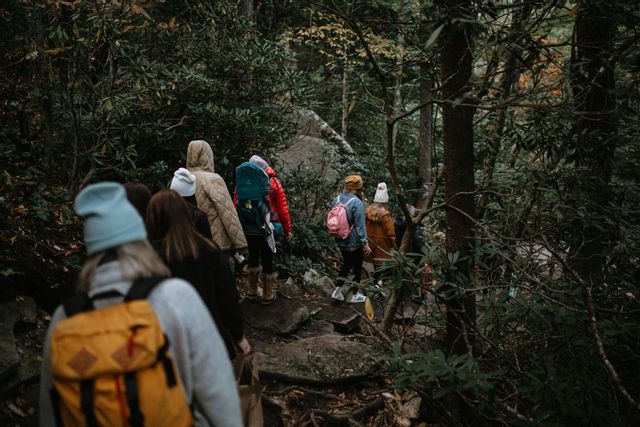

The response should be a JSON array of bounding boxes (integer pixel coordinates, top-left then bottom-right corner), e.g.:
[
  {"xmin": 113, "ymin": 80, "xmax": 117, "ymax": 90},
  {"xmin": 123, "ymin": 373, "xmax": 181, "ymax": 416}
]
[
  {"xmin": 437, "ymin": 0, "xmax": 476, "ymax": 357},
  {"xmin": 477, "ymin": 1, "xmax": 533, "ymax": 219},
  {"xmin": 418, "ymin": 61, "xmax": 434, "ymax": 198},
  {"xmin": 33, "ymin": 1, "xmax": 55, "ymax": 166},
  {"xmin": 240, "ymin": 0, "xmax": 255, "ymax": 23},
  {"xmin": 569, "ymin": 1, "xmax": 617, "ymax": 285},
  {"xmin": 341, "ymin": 64, "xmax": 349, "ymax": 138},
  {"xmin": 392, "ymin": 1, "xmax": 407, "ymax": 147}
]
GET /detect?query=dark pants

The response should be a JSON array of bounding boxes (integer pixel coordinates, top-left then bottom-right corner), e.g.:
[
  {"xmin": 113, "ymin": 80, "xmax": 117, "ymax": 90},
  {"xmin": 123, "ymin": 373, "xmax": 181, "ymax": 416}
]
[
  {"xmin": 247, "ymin": 235, "xmax": 274, "ymax": 274},
  {"xmin": 337, "ymin": 247, "xmax": 363, "ymax": 286}
]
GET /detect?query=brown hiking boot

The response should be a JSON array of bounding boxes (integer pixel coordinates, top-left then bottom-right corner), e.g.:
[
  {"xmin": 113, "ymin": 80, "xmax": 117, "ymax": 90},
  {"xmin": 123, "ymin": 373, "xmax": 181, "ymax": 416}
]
[
  {"xmin": 261, "ymin": 273, "xmax": 277, "ymax": 305},
  {"xmin": 246, "ymin": 267, "xmax": 260, "ymax": 301}
]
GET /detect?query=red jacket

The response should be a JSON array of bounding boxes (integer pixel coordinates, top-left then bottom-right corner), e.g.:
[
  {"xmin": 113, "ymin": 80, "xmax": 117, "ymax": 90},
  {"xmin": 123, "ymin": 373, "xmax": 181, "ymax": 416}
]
[{"xmin": 266, "ymin": 167, "xmax": 291, "ymax": 235}]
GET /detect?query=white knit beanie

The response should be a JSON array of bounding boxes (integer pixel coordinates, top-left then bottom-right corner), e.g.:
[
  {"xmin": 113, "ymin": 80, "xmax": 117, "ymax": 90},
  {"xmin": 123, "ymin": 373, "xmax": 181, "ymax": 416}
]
[
  {"xmin": 373, "ymin": 182, "xmax": 389, "ymax": 203},
  {"xmin": 249, "ymin": 155, "xmax": 269, "ymax": 171},
  {"xmin": 170, "ymin": 167, "xmax": 196, "ymax": 197}
]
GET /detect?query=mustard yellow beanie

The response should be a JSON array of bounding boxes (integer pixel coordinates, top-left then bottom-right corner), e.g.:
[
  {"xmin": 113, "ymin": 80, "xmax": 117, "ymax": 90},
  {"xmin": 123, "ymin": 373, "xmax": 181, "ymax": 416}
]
[{"xmin": 345, "ymin": 175, "xmax": 363, "ymax": 190}]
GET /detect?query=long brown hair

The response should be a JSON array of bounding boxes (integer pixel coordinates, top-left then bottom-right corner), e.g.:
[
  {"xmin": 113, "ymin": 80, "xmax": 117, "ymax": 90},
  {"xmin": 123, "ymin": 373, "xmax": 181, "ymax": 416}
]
[{"xmin": 146, "ymin": 189, "xmax": 215, "ymax": 263}]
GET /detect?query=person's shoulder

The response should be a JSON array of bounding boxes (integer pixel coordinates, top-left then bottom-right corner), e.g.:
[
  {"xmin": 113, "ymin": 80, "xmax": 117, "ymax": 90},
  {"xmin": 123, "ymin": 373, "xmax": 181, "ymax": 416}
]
[
  {"xmin": 197, "ymin": 171, "xmax": 223, "ymax": 184},
  {"xmin": 153, "ymin": 277, "xmax": 198, "ymax": 299},
  {"xmin": 351, "ymin": 195, "xmax": 363, "ymax": 207}
]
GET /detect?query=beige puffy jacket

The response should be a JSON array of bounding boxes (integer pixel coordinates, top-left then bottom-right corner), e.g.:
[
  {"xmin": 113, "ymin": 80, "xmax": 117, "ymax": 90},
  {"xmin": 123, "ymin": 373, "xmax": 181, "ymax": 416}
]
[{"xmin": 187, "ymin": 140, "xmax": 247, "ymax": 252}]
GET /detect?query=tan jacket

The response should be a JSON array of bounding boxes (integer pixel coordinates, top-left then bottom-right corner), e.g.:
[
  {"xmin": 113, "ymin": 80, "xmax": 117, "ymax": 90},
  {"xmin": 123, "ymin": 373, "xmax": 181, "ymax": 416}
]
[
  {"xmin": 187, "ymin": 140, "xmax": 247, "ymax": 252},
  {"xmin": 365, "ymin": 203, "xmax": 396, "ymax": 265}
]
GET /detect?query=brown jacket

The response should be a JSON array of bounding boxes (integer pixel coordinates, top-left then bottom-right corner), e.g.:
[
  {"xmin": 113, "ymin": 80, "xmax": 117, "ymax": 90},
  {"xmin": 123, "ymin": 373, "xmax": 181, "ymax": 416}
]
[
  {"xmin": 187, "ymin": 140, "xmax": 247, "ymax": 252},
  {"xmin": 365, "ymin": 203, "xmax": 396, "ymax": 265}
]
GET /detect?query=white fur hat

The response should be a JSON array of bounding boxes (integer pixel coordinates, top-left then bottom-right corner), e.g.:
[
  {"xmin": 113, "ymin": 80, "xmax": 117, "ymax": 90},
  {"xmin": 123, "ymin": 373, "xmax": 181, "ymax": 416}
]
[
  {"xmin": 374, "ymin": 182, "xmax": 389, "ymax": 203},
  {"xmin": 170, "ymin": 167, "xmax": 196, "ymax": 197}
]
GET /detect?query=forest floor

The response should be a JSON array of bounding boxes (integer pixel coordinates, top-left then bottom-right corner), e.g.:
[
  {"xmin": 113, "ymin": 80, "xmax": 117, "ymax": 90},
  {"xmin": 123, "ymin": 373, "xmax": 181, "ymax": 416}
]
[
  {"xmin": 0, "ymin": 270, "xmax": 442, "ymax": 427},
  {"xmin": 237, "ymin": 271, "xmax": 443, "ymax": 427}
]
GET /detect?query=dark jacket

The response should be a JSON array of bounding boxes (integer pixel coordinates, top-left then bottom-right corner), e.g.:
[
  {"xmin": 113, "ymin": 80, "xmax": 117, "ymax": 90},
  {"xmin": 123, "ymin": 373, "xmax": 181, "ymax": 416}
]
[
  {"xmin": 189, "ymin": 203, "xmax": 213, "ymax": 240},
  {"xmin": 160, "ymin": 240, "xmax": 244, "ymax": 359}
]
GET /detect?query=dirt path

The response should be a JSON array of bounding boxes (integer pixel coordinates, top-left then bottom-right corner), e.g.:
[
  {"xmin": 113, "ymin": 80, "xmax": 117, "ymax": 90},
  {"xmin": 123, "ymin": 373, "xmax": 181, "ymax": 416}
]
[{"xmin": 239, "ymin": 272, "xmax": 440, "ymax": 426}]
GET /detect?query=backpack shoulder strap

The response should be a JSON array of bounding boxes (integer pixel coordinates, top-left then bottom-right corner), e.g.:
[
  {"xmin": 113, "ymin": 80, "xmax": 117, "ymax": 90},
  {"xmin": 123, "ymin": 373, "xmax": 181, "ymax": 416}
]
[
  {"xmin": 63, "ymin": 278, "xmax": 164, "ymax": 316},
  {"xmin": 124, "ymin": 277, "xmax": 165, "ymax": 301},
  {"xmin": 63, "ymin": 294, "xmax": 94, "ymax": 317},
  {"xmin": 343, "ymin": 196, "xmax": 356, "ymax": 207}
]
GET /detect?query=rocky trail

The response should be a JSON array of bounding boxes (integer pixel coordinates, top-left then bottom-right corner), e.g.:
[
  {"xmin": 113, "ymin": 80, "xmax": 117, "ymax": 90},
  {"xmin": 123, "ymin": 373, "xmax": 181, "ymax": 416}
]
[
  {"xmin": 0, "ymin": 269, "xmax": 441, "ymax": 426},
  {"xmin": 239, "ymin": 269, "xmax": 442, "ymax": 426}
]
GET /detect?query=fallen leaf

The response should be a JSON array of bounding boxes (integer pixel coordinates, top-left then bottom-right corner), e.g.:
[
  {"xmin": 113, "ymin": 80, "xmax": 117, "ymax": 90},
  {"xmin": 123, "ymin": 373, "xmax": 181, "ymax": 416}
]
[
  {"xmin": 364, "ymin": 298, "xmax": 375, "ymax": 321},
  {"xmin": 8, "ymin": 403, "xmax": 26, "ymax": 417}
]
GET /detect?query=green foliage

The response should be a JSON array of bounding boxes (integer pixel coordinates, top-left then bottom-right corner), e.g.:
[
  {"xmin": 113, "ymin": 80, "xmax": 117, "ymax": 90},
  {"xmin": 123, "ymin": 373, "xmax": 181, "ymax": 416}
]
[
  {"xmin": 0, "ymin": 0, "xmax": 303, "ymax": 306},
  {"xmin": 388, "ymin": 345, "xmax": 496, "ymax": 397}
]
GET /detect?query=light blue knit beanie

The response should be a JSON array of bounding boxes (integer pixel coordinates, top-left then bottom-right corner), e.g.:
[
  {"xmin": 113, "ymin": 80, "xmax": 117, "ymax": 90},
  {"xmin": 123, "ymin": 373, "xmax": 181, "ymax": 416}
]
[{"xmin": 74, "ymin": 182, "xmax": 148, "ymax": 255}]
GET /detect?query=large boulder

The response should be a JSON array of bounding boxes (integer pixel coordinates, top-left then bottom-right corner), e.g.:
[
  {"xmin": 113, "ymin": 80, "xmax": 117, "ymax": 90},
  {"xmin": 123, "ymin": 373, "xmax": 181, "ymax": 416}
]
[
  {"xmin": 312, "ymin": 301, "xmax": 362, "ymax": 334},
  {"xmin": 274, "ymin": 110, "xmax": 354, "ymax": 222},
  {"xmin": 0, "ymin": 298, "xmax": 37, "ymax": 382},
  {"xmin": 256, "ymin": 334, "xmax": 384, "ymax": 384},
  {"xmin": 242, "ymin": 298, "xmax": 310, "ymax": 335},
  {"xmin": 302, "ymin": 269, "xmax": 335, "ymax": 297}
]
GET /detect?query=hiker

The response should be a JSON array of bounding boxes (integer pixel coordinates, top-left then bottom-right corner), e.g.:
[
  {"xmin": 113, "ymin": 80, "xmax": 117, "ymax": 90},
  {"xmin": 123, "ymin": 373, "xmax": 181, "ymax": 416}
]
[
  {"xmin": 235, "ymin": 157, "xmax": 277, "ymax": 304},
  {"xmin": 186, "ymin": 139, "xmax": 247, "ymax": 258},
  {"xmin": 147, "ymin": 189, "xmax": 250, "ymax": 360},
  {"xmin": 249, "ymin": 155, "xmax": 292, "ymax": 243},
  {"xmin": 124, "ymin": 182, "xmax": 151, "ymax": 218},
  {"xmin": 170, "ymin": 167, "xmax": 213, "ymax": 240},
  {"xmin": 365, "ymin": 182, "xmax": 396, "ymax": 283},
  {"xmin": 39, "ymin": 182, "xmax": 242, "ymax": 427},
  {"xmin": 329, "ymin": 175, "xmax": 371, "ymax": 303},
  {"xmin": 394, "ymin": 204, "xmax": 425, "ymax": 252}
]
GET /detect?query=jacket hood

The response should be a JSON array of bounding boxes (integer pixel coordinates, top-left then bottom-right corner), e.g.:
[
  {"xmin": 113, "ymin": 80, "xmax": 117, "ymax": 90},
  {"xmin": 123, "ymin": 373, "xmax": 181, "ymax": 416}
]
[
  {"xmin": 266, "ymin": 166, "xmax": 276, "ymax": 178},
  {"xmin": 186, "ymin": 140, "xmax": 214, "ymax": 173},
  {"xmin": 366, "ymin": 203, "xmax": 389, "ymax": 223}
]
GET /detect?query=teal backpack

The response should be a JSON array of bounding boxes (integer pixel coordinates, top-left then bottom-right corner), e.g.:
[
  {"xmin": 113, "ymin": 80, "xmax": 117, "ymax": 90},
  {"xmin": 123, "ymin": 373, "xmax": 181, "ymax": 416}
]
[{"xmin": 236, "ymin": 162, "xmax": 271, "ymax": 237}]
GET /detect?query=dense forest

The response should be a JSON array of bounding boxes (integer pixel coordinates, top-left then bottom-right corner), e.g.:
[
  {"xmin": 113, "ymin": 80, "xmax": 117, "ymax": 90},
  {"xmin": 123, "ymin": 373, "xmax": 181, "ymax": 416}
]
[{"xmin": 1, "ymin": 0, "xmax": 639, "ymax": 426}]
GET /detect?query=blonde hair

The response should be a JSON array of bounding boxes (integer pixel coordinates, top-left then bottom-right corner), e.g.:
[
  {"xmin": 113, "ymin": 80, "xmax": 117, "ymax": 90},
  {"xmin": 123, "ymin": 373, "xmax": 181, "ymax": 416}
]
[{"xmin": 77, "ymin": 240, "xmax": 170, "ymax": 293}]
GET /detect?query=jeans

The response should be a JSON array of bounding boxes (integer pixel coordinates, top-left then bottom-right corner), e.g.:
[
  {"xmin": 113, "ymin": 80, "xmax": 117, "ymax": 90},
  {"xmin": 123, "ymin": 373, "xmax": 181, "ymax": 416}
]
[{"xmin": 337, "ymin": 247, "xmax": 363, "ymax": 286}]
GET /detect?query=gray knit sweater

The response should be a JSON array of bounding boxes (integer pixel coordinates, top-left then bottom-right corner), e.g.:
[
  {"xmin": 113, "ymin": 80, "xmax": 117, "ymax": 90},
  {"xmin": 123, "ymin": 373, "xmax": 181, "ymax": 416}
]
[{"xmin": 38, "ymin": 261, "xmax": 243, "ymax": 427}]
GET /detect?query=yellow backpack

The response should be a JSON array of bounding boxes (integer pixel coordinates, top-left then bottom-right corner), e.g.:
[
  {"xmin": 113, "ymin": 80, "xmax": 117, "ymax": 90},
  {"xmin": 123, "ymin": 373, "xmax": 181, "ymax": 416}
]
[{"xmin": 49, "ymin": 278, "xmax": 194, "ymax": 427}]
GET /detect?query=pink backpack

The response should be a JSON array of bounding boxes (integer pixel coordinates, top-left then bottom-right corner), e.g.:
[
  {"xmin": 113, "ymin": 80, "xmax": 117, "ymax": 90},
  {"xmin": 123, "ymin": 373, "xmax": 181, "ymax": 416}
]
[{"xmin": 327, "ymin": 197, "xmax": 355, "ymax": 239}]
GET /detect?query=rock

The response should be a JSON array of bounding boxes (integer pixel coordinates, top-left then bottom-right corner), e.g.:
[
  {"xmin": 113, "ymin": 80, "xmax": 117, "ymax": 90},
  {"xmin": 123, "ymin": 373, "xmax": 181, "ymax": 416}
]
[
  {"xmin": 274, "ymin": 109, "xmax": 354, "ymax": 222},
  {"xmin": 302, "ymin": 269, "xmax": 335, "ymax": 297},
  {"xmin": 278, "ymin": 278, "xmax": 304, "ymax": 299},
  {"xmin": 394, "ymin": 303, "xmax": 426, "ymax": 326},
  {"xmin": 0, "ymin": 298, "xmax": 37, "ymax": 382},
  {"xmin": 242, "ymin": 298, "xmax": 310, "ymax": 335},
  {"xmin": 313, "ymin": 300, "xmax": 363, "ymax": 334},
  {"xmin": 295, "ymin": 319, "xmax": 335, "ymax": 339},
  {"xmin": 256, "ymin": 334, "xmax": 384, "ymax": 384},
  {"xmin": 0, "ymin": 362, "xmax": 41, "ymax": 399}
]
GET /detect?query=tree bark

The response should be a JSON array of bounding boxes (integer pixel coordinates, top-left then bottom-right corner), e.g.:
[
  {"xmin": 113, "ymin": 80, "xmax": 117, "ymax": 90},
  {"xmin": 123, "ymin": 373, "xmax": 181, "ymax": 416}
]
[
  {"xmin": 418, "ymin": 61, "xmax": 434, "ymax": 196},
  {"xmin": 477, "ymin": 1, "xmax": 533, "ymax": 219},
  {"xmin": 240, "ymin": 0, "xmax": 255, "ymax": 23},
  {"xmin": 341, "ymin": 64, "xmax": 349, "ymax": 138},
  {"xmin": 392, "ymin": 1, "xmax": 407, "ymax": 147},
  {"xmin": 33, "ymin": 1, "xmax": 55, "ymax": 166},
  {"xmin": 569, "ymin": 1, "xmax": 617, "ymax": 285},
  {"xmin": 436, "ymin": 0, "xmax": 476, "ymax": 357}
]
